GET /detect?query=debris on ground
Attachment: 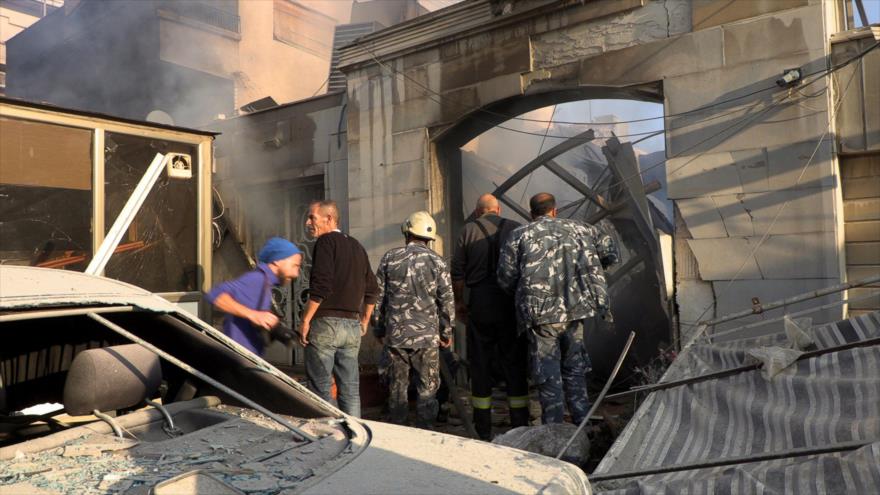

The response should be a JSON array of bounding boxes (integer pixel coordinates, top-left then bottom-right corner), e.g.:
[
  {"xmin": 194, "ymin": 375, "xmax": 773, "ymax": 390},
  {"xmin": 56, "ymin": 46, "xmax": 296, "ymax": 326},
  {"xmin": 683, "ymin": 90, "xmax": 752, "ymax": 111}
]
[{"xmin": 491, "ymin": 423, "xmax": 590, "ymax": 467}]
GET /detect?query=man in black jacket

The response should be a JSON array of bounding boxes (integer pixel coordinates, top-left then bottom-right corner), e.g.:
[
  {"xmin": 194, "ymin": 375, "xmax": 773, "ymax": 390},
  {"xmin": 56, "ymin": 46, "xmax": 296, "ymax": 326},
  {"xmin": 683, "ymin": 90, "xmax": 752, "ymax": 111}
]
[
  {"xmin": 451, "ymin": 193, "xmax": 529, "ymax": 439},
  {"xmin": 301, "ymin": 200, "xmax": 379, "ymax": 417}
]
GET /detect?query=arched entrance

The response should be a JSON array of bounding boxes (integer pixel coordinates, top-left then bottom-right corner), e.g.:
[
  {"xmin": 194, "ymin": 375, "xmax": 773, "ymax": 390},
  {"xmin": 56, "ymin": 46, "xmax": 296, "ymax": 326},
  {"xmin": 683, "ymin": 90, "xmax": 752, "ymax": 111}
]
[
  {"xmin": 338, "ymin": 0, "xmax": 844, "ymax": 367},
  {"xmin": 433, "ymin": 87, "xmax": 671, "ymax": 379}
]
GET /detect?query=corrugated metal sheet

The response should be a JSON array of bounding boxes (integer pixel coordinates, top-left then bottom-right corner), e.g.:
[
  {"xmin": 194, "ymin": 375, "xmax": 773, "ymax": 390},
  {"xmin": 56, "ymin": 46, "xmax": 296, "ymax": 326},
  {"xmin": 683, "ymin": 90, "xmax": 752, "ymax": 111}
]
[{"xmin": 593, "ymin": 311, "xmax": 880, "ymax": 493}]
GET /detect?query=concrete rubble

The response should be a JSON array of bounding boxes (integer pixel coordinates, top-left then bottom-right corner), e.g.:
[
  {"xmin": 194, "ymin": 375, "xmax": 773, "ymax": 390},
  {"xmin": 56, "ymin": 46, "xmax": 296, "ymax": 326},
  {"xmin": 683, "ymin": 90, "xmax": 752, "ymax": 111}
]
[{"xmin": 492, "ymin": 423, "xmax": 590, "ymax": 467}]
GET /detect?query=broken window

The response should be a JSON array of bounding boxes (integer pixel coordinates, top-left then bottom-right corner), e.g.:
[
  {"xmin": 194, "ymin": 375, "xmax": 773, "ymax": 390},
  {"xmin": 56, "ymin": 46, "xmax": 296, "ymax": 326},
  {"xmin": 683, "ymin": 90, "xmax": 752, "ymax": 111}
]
[
  {"xmin": 0, "ymin": 117, "xmax": 93, "ymax": 270},
  {"xmin": 103, "ymin": 133, "xmax": 199, "ymax": 293}
]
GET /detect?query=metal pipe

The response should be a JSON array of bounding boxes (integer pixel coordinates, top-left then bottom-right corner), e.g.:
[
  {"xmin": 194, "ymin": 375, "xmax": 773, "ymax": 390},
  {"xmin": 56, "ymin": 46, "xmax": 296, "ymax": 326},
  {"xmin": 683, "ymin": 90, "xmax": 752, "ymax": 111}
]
[
  {"xmin": 607, "ymin": 255, "xmax": 644, "ymax": 287},
  {"xmin": 438, "ymin": 354, "xmax": 479, "ymax": 439},
  {"xmin": 854, "ymin": 0, "xmax": 870, "ymax": 27},
  {"xmin": 585, "ymin": 180, "xmax": 661, "ymax": 224},
  {"xmin": 844, "ymin": 0, "xmax": 856, "ymax": 30},
  {"xmin": 495, "ymin": 190, "xmax": 532, "ymax": 221},
  {"xmin": 86, "ymin": 153, "xmax": 167, "ymax": 276},
  {"xmin": 490, "ymin": 129, "xmax": 595, "ymax": 198},
  {"xmin": 697, "ymin": 275, "xmax": 880, "ymax": 328},
  {"xmin": 589, "ymin": 438, "xmax": 874, "ymax": 482},
  {"xmin": 543, "ymin": 159, "xmax": 608, "ymax": 210},
  {"xmin": 705, "ymin": 291, "xmax": 880, "ymax": 342},
  {"xmin": 605, "ymin": 335, "xmax": 880, "ymax": 402},
  {"xmin": 559, "ymin": 197, "xmax": 587, "ymax": 217},
  {"xmin": 0, "ymin": 306, "xmax": 135, "ymax": 323},
  {"xmin": 557, "ymin": 331, "xmax": 635, "ymax": 459},
  {"xmin": 86, "ymin": 313, "xmax": 319, "ymax": 443}
]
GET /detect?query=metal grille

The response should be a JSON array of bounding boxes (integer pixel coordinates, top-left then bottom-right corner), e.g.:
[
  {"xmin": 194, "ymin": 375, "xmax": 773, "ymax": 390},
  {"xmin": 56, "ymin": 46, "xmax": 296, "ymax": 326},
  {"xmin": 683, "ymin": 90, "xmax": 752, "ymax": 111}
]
[{"xmin": 162, "ymin": 2, "xmax": 241, "ymax": 34}]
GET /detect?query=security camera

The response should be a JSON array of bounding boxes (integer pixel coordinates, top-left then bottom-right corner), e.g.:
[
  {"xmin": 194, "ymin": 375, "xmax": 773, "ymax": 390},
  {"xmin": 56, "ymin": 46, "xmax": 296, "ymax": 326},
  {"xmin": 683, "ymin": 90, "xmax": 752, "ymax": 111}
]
[{"xmin": 776, "ymin": 68, "xmax": 802, "ymax": 87}]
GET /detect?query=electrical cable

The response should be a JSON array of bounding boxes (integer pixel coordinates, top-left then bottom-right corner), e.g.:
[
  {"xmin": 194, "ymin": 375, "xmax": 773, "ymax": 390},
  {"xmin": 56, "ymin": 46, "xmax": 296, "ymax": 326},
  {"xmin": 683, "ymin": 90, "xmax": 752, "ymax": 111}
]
[
  {"xmin": 212, "ymin": 186, "xmax": 225, "ymax": 221},
  {"xmin": 591, "ymin": 42, "xmax": 876, "ymax": 201},
  {"xmin": 353, "ymin": 39, "xmax": 868, "ymax": 143},
  {"xmin": 596, "ymin": 88, "xmax": 798, "ymax": 198},
  {"xmin": 703, "ymin": 290, "xmax": 880, "ymax": 344},
  {"xmin": 353, "ymin": 39, "xmax": 878, "ymax": 128},
  {"xmin": 310, "ymin": 76, "xmax": 330, "ymax": 98},
  {"xmin": 678, "ymin": 48, "xmax": 866, "ymax": 348}
]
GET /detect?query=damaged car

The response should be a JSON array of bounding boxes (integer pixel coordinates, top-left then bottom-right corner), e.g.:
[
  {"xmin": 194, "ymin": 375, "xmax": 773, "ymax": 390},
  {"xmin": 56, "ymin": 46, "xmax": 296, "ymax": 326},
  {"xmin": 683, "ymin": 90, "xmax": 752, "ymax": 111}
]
[{"xmin": 0, "ymin": 266, "xmax": 590, "ymax": 494}]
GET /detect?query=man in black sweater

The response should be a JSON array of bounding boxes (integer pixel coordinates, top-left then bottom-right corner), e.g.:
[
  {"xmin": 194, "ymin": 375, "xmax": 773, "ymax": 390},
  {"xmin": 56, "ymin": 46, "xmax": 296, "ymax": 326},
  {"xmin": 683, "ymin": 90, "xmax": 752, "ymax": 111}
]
[{"xmin": 301, "ymin": 200, "xmax": 379, "ymax": 417}]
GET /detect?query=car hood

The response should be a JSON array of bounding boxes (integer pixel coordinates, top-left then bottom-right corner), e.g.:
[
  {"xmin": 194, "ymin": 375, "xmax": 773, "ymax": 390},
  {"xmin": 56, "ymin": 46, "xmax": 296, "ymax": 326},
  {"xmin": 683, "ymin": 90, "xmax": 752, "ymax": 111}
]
[
  {"xmin": 301, "ymin": 420, "xmax": 591, "ymax": 494},
  {"xmin": 0, "ymin": 265, "xmax": 174, "ymax": 311}
]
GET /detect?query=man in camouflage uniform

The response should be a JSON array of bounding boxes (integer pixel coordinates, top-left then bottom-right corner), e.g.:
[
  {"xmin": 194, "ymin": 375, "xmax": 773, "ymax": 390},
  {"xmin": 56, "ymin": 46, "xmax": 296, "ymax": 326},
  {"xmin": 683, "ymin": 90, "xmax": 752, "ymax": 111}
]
[
  {"xmin": 498, "ymin": 193, "xmax": 618, "ymax": 425},
  {"xmin": 373, "ymin": 211, "xmax": 455, "ymax": 428}
]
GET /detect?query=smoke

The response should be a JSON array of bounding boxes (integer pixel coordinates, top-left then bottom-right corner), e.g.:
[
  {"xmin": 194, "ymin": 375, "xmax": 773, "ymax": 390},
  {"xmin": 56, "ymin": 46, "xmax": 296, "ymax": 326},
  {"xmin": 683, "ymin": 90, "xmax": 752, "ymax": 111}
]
[{"xmin": 461, "ymin": 99, "xmax": 667, "ymax": 220}]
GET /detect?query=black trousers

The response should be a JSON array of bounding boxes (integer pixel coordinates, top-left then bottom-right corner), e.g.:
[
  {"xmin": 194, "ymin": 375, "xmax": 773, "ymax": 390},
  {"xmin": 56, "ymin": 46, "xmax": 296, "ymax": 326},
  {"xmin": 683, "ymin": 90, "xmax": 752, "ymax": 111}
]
[{"xmin": 467, "ymin": 284, "xmax": 530, "ymax": 439}]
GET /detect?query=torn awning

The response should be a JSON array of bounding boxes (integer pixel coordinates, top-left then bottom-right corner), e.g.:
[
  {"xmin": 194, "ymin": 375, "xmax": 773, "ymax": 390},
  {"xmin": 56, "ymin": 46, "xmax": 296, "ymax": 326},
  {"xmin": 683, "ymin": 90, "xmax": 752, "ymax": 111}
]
[{"xmin": 592, "ymin": 311, "xmax": 880, "ymax": 493}]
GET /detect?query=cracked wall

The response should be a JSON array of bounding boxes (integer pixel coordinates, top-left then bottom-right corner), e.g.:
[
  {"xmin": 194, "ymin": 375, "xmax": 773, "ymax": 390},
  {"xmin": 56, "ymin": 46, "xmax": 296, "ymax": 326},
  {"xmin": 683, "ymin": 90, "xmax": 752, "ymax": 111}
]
[
  {"xmin": 531, "ymin": 0, "xmax": 691, "ymax": 68},
  {"xmin": 664, "ymin": 2, "xmax": 846, "ymax": 332},
  {"xmin": 340, "ymin": 0, "xmax": 849, "ymax": 342}
]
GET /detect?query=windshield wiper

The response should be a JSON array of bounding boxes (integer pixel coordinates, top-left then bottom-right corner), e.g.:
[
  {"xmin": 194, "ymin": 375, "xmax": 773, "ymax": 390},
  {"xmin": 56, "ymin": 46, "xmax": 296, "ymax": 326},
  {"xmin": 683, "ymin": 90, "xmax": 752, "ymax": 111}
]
[{"xmin": 87, "ymin": 312, "xmax": 319, "ymax": 443}]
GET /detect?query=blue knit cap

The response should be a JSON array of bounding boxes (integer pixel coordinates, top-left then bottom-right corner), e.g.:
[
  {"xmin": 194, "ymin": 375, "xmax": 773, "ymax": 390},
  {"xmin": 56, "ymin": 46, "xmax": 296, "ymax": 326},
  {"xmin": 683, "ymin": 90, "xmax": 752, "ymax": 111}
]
[{"xmin": 258, "ymin": 237, "xmax": 301, "ymax": 264}]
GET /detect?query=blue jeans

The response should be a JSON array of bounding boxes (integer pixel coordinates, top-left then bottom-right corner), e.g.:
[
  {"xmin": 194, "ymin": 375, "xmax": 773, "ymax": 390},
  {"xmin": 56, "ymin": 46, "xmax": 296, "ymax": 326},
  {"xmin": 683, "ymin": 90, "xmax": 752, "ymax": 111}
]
[{"xmin": 305, "ymin": 317, "xmax": 362, "ymax": 417}]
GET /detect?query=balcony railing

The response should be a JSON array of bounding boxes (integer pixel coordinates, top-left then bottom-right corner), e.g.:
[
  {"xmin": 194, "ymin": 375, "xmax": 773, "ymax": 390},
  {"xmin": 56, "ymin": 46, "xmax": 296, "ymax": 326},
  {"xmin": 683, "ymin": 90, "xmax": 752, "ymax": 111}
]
[{"xmin": 162, "ymin": 2, "xmax": 240, "ymax": 34}]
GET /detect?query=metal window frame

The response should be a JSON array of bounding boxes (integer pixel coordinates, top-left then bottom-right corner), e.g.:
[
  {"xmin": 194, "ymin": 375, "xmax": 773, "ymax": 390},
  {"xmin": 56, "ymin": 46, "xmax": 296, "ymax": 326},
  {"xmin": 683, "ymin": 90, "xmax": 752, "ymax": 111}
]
[{"xmin": 0, "ymin": 103, "xmax": 214, "ymax": 314}]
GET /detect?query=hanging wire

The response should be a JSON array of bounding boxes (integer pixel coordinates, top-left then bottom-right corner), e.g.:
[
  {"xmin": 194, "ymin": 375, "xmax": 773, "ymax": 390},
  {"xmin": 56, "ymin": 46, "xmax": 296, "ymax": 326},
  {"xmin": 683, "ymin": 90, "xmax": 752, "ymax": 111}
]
[
  {"xmin": 678, "ymin": 47, "xmax": 868, "ymax": 348},
  {"xmin": 353, "ymin": 39, "xmax": 878, "ymax": 128}
]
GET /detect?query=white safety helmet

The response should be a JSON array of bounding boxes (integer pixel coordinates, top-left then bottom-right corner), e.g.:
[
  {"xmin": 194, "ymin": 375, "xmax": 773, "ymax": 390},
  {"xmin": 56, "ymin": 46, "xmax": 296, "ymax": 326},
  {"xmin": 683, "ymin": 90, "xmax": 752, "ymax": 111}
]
[{"xmin": 401, "ymin": 211, "xmax": 437, "ymax": 241}]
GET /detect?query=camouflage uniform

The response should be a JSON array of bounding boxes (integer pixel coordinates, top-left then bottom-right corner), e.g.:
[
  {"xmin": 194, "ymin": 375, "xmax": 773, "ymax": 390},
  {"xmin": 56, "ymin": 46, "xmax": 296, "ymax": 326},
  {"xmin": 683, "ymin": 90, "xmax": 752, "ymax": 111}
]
[
  {"xmin": 497, "ymin": 215, "xmax": 618, "ymax": 424},
  {"xmin": 373, "ymin": 242, "xmax": 455, "ymax": 427},
  {"xmin": 530, "ymin": 320, "xmax": 593, "ymax": 423}
]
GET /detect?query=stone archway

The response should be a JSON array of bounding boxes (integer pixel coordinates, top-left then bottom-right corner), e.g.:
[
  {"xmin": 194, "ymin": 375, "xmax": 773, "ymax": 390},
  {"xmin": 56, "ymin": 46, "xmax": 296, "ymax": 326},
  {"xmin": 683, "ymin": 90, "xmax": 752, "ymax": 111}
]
[
  {"xmin": 339, "ymin": 0, "xmax": 846, "ymax": 358},
  {"xmin": 431, "ymin": 86, "xmax": 672, "ymax": 376}
]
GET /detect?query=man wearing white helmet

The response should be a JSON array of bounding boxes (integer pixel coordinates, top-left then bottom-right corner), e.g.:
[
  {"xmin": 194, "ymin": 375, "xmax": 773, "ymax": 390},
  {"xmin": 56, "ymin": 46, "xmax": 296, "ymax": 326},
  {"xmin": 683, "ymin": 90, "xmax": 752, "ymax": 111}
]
[{"xmin": 372, "ymin": 211, "xmax": 455, "ymax": 428}]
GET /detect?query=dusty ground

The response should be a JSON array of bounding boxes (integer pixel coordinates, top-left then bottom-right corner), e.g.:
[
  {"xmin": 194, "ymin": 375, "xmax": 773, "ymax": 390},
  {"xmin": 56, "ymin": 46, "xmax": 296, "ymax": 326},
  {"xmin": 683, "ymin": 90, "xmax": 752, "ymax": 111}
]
[
  {"xmin": 360, "ymin": 385, "xmax": 637, "ymax": 472},
  {"xmin": 279, "ymin": 366, "xmax": 640, "ymax": 471}
]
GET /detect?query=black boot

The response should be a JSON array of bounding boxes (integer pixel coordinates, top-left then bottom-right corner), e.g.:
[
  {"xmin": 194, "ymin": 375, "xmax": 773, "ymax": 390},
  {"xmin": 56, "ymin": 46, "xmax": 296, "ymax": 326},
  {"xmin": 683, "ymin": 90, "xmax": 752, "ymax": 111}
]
[
  {"xmin": 473, "ymin": 408, "xmax": 492, "ymax": 440},
  {"xmin": 509, "ymin": 406, "xmax": 530, "ymax": 428}
]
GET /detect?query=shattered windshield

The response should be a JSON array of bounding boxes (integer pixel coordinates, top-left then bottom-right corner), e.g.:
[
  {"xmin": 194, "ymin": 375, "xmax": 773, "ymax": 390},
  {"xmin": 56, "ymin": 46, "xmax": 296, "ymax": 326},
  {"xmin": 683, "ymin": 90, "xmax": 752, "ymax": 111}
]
[{"xmin": 0, "ymin": 309, "xmax": 354, "ymax": 494}]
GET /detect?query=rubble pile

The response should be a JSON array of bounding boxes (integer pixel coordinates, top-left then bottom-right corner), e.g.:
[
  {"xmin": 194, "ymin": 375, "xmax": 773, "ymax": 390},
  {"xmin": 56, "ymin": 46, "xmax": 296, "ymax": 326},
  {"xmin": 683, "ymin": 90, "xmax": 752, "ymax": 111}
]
[{"xmin": 492, "ymin": 423, "xmax": 590, "ymax": 467}]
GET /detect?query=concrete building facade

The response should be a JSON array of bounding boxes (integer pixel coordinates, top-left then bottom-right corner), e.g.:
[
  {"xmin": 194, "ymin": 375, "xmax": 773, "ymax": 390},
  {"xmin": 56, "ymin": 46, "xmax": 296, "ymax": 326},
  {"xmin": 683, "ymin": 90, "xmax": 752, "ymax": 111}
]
[
  {"xmin": 5, "ymin": 0, "xmax": 350, "ymax": 127},
  {"xmin": 4, "ymin": 0, "xmax": 441, "ymax": 127},
  {"xmin": 337, "ymin": 0, "xmax": 877, "ymax": 344},
  {"xmin": 0, "ymin": 0, "xmax": 62, "ymax": 94}
]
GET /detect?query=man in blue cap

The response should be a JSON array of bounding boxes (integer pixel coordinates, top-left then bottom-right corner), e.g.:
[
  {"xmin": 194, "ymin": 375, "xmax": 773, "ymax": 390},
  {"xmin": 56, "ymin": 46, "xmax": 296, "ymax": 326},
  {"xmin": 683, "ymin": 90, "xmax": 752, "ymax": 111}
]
[{"xmin": 206, "ymin": 237, "xmax": 303, "ymax": 356}]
